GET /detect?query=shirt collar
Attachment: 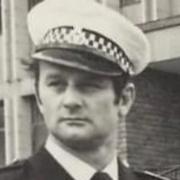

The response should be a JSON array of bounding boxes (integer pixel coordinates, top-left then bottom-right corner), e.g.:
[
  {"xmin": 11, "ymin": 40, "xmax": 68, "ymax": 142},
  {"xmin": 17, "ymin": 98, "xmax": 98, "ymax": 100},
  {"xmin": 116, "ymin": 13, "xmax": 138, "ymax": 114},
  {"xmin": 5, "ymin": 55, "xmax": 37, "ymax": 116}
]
[{"xmin": 45, "ymin": 136, "xmax": 118, "ymax": 180}]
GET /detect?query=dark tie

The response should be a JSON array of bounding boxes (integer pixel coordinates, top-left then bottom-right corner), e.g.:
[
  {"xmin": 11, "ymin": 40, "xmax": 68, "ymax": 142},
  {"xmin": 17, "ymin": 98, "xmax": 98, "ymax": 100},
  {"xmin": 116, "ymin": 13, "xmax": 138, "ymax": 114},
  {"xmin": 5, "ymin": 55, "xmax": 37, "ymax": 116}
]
[{"xmin": 91, "ymin": 172, "xmax": 113, "ymax": 180}]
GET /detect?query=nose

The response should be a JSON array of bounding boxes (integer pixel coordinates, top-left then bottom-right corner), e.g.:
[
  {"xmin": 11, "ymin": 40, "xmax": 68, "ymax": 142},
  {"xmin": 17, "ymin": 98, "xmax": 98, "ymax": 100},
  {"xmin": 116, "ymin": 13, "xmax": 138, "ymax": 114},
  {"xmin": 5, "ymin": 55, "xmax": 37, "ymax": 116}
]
[{"xmin": 62, "ymin": 85, "xmax": 83, "ymax": 112}]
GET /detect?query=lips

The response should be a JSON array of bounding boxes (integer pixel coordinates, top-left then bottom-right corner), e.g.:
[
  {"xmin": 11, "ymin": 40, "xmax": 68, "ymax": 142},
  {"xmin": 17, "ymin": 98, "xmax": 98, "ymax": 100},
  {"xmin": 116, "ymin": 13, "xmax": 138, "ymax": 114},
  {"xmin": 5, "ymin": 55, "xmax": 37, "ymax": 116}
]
[
  {"xmin": 59, "ymin": 117, "xmax": 90, "ymax": 127},
  {"xmin": 60, "ymin": 117, "xmax": 90, "ymax": 122}
]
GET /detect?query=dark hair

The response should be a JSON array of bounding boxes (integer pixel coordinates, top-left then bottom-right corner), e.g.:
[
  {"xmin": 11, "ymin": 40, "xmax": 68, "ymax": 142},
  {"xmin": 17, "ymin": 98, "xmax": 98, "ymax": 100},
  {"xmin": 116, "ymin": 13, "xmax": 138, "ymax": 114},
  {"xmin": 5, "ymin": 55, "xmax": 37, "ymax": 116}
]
[
  {"xmin": 21, "ymin": 58, "xmax": 40, "ymax": 98},
  {"xmin": 111, "ymin": 73, "xmax": 130, "ymax": 104}
]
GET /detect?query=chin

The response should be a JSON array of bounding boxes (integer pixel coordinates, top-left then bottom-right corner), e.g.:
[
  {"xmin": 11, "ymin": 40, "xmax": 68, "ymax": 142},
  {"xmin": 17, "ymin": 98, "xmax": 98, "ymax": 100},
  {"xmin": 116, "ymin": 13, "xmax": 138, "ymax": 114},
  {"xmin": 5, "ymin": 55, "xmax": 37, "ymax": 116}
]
[{"xmin": 56, "ymin": 133, "xmax": 104, "ymax": 151}]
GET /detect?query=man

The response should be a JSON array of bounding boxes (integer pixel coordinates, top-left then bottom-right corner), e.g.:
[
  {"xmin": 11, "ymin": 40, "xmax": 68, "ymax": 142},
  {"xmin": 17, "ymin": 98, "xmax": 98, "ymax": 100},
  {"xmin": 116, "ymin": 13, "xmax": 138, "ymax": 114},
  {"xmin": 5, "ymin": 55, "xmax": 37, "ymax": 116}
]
[{"xmin": 0, "ymin": 0, "xmax": 169, "ymax": 180}]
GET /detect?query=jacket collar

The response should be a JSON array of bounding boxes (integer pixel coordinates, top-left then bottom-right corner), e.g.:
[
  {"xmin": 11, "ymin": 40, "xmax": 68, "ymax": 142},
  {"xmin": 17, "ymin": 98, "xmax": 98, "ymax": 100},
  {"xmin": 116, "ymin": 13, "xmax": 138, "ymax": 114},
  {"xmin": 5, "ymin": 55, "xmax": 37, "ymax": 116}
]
[{"xmin": 27, "ymin": 147, "xmax": 138, "ymax": 180}]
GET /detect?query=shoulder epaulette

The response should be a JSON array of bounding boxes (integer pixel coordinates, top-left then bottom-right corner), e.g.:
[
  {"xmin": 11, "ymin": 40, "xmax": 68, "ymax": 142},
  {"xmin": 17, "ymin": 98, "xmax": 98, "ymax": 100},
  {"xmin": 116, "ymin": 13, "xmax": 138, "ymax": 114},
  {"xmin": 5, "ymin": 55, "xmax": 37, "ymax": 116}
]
[
  {"xmin": 135, "ymin": 170, "xmax": 170, "ymax": 180},
  {"xmin": 0, "ymin": 159, "xmax": 26, "ymax": 173}
]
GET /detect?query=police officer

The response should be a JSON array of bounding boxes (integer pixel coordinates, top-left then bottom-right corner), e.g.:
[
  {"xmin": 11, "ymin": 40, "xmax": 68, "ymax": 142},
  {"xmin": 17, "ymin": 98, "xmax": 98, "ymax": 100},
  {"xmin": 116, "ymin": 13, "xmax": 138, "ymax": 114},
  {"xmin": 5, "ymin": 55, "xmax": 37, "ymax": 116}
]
[{"xmin": 0, "ymin": 0, "xmax": 170, "ymax": 180}]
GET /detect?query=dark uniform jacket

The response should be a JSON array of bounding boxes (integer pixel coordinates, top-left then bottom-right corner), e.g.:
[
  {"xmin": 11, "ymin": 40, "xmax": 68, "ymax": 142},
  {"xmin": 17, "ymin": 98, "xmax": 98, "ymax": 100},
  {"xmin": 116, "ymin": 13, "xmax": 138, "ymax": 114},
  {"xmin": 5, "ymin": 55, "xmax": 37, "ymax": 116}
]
[{"xmin": 0, "ymin": 148, "xmax": 169, "ymax": 180}]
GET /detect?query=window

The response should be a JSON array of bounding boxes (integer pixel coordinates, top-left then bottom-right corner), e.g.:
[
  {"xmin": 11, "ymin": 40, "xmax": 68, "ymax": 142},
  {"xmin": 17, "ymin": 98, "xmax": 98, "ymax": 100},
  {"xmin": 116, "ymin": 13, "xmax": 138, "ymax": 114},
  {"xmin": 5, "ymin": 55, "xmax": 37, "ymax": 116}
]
[
  {"xmin": 120, "ymin": 0, "xmax": 141, "ymax": 7},
  {"xmin": 0, "ymin": 0, "xmax": 2, "ymax": 34},
  {"xmin": 0, "ymin": 101, "xmax": 5, "ymax": 167}
]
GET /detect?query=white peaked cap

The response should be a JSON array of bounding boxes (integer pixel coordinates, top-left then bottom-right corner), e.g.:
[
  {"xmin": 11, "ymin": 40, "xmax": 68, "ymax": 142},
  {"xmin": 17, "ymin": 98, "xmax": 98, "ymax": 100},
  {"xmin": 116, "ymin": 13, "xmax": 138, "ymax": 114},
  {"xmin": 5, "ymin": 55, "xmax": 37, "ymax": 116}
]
[{"xmin": 27, "ymin": 0, "xmax": 151, "ymax": 76}]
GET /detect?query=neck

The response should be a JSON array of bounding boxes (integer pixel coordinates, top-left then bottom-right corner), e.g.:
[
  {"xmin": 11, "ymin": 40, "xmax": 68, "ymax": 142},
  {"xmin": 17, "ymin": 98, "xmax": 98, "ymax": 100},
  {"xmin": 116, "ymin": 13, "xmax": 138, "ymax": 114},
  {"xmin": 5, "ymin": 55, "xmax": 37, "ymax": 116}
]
[
  {"xmin": 50, "ymin": 134, "xmax": 118, "ymax": 170},
  {"xmin": 76, "ymin": 142, "xmax": 117, "ymax": 170}
]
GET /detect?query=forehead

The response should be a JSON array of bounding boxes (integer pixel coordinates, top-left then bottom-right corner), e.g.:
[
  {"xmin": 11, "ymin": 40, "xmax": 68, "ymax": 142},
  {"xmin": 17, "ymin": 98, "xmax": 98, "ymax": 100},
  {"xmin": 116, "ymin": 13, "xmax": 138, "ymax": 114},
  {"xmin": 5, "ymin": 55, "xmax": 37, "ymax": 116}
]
[{"xmin": 38, "ymin": 61, "xmax": 113, "ymax": 82}]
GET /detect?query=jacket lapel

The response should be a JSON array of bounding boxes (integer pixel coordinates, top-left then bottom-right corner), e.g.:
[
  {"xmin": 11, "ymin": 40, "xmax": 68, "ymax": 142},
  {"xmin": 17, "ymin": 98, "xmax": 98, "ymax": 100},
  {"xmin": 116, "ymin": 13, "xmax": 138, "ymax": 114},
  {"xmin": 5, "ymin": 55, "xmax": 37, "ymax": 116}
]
[
  {"xmin": 118, "ymin": 159, "xmax": 138, "ymax": 180},
  {"xmin": 27, "ymin": 147, "xmax": 75, "ymax": 180}
]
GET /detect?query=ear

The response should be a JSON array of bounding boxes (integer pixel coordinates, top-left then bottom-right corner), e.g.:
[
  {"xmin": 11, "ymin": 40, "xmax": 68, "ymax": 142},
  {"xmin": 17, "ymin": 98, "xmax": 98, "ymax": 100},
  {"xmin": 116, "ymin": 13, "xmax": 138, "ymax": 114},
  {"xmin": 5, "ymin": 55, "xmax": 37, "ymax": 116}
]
[
  {"xmin": 34, "ymin": 84, "xmax": 44, "ymax": 114},
  {"xmin": 118, "ymin": 82, "xmax": 135, "ymax": 117}
]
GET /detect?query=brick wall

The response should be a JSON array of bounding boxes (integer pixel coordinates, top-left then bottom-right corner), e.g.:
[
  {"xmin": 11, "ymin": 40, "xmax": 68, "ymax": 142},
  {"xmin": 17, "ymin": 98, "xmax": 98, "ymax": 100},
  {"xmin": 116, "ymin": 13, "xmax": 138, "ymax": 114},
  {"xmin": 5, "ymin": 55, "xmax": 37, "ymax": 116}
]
[{"xmin": 126, "ymin": 68, "xmax": 180, "ymax": 171}]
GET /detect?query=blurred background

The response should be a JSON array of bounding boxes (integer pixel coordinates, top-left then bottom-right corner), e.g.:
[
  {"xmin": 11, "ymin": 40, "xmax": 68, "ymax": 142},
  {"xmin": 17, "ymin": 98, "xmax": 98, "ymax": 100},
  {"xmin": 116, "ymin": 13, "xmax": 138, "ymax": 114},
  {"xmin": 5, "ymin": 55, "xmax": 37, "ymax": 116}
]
[{"xmin": 0, "ymin": 0, "xmax": 180, "ymax": 179}]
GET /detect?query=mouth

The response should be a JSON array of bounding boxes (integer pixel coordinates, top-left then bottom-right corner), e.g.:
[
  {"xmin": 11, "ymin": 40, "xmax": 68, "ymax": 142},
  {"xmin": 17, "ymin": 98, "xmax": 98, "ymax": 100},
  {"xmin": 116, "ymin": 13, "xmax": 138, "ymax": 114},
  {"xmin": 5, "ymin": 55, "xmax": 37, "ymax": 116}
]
[{"xmin": 60, "ymin": 117, "xmax": 90, "ymax": 125}]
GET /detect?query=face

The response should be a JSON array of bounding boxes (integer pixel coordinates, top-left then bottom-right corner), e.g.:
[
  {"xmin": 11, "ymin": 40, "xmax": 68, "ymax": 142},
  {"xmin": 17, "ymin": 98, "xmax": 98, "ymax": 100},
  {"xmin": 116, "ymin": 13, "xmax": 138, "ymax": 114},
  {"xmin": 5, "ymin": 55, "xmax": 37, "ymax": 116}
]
[{"xmin": 37, "ymin": 61, "xmax": 123, "ymax": 150}]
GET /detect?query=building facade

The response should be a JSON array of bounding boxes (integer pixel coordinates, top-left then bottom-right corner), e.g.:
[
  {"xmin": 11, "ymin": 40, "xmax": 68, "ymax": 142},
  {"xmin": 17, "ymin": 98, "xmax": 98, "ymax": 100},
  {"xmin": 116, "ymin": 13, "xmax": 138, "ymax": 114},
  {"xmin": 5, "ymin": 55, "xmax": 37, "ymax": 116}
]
[{"xmin": 0, "ymin": 0, "xmax": 180, "ymax": 179}]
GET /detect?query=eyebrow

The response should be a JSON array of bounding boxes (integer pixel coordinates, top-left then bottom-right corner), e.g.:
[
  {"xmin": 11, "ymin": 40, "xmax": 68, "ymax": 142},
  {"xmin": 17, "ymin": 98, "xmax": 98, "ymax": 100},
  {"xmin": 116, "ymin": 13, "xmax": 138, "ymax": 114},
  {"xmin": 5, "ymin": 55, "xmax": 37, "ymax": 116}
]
[
  {"xmin": 44, "ymin": 73, "xmax": 64, "ymax": 82},
  {"xmin": 77, "ymin": 73, "xmax": 110, "ymax": 85}
]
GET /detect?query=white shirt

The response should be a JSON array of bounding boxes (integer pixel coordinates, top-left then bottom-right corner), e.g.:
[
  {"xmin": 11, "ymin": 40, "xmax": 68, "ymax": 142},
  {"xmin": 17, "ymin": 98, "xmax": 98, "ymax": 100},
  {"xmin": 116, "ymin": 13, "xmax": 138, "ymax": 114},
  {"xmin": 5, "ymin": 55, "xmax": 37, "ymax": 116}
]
[{"xmin": 45, "ymin": 136, "xmax": 118, "ymax": 180}]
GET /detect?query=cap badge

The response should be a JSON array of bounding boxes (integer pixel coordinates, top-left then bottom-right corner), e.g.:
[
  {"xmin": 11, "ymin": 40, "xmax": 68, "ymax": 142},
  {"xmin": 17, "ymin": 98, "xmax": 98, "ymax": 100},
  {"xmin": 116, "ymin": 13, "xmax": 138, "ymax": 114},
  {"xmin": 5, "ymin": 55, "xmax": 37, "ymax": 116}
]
[{"xmin": 69, "ymin": 27, "xmax": 86, "ymax": 45}]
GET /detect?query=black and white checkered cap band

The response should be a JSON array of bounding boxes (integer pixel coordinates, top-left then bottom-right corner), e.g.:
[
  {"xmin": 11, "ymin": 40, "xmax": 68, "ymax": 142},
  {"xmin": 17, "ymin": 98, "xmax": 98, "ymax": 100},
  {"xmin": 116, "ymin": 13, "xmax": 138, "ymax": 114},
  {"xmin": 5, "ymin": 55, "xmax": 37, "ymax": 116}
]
[{"xmin": 38, "ymin": 26, "xmax": 132, "ymax": 74}]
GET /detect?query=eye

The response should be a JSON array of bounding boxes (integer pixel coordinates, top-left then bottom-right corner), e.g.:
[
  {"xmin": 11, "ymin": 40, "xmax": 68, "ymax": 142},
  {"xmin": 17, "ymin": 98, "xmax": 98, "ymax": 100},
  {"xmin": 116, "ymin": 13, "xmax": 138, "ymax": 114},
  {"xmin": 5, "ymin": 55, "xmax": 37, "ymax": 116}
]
[
  {"xmin": 47, "ymin": 80, "xmax": 61, "ymax": 86},
  {"xmin": 47, "ymin": 79, "xmax": 67, "ymax": 90},
  {"xmin": 77, "ymin": 82, "xmax": 102, "ymax": 93}
]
